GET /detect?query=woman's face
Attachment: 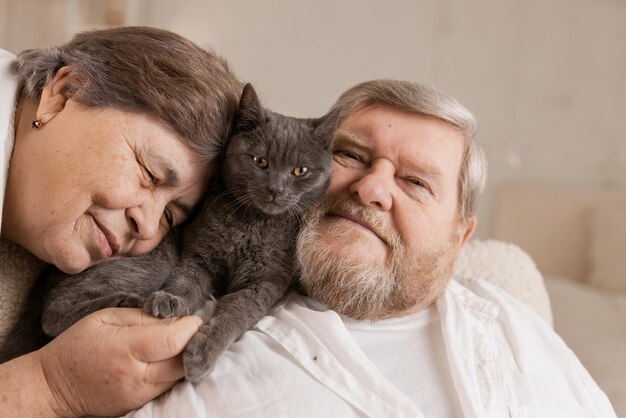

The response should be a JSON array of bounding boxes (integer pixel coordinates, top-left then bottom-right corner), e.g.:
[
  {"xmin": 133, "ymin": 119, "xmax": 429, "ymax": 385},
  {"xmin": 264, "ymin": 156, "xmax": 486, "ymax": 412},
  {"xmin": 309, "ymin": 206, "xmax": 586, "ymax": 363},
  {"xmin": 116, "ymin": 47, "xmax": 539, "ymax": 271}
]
[{"xmin": 5, "ymin": 99, "xmax": 210, "ymax": 274}]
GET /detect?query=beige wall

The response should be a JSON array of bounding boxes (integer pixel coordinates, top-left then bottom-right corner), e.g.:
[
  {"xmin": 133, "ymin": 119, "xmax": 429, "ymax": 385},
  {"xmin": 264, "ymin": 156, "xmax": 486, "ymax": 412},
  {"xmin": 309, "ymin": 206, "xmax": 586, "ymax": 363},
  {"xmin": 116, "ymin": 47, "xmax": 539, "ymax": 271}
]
[{"xmin": 3, "ymin": 0, "xmax": 626, "ymax": 237}]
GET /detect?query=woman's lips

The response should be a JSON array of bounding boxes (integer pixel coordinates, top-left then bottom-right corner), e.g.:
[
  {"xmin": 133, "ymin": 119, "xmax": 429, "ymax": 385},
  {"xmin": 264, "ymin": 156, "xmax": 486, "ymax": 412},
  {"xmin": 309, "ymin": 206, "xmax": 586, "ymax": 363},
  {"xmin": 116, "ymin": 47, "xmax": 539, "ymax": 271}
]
[{"xmin": 92, "ymin": 217, "xmax": 119, "ymax": 258}]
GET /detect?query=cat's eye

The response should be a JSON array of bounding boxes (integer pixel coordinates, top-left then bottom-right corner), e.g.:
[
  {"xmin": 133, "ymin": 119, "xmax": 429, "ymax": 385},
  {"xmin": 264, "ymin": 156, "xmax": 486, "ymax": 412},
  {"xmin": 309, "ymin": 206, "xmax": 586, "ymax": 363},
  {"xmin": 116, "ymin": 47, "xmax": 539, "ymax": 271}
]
[
  {"xmin": 251, "ymin": 155, "xmax": 268, "ymax": 169},
  {"xmin": 292, "ymin": 166, "xmax": 309, "ymax": 177}
]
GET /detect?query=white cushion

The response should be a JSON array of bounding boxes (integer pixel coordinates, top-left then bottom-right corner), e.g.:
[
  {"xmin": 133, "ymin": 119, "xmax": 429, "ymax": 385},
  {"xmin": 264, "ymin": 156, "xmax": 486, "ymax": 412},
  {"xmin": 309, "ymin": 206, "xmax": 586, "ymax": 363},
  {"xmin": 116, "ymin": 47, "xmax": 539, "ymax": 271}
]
[{"xmin": 456, "ymin": 239, "xmax": 553, "ymax": 326}]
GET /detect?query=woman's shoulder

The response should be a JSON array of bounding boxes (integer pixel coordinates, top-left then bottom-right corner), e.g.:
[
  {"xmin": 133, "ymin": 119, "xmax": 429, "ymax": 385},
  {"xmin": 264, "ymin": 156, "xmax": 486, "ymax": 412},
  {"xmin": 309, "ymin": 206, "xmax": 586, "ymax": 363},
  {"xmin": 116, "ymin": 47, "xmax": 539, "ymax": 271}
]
[{"xmin": 0, "ymin": 49, "xmax": 15, "ymax": 59}]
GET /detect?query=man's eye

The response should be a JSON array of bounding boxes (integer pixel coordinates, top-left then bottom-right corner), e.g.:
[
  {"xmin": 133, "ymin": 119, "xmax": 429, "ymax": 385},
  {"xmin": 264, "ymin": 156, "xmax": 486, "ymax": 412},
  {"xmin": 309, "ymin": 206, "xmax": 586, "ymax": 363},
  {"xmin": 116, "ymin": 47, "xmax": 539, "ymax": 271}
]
[
  {"xmin": 406, "ymin": 178, "xmax": 426, "ymax": 188},
  {"xmin": 334, "ymin": 150, "xmax": 360, "ymax": 160},
  {"xmin": 333, "ymin": 149, "xmax": 366, "ymax": 169}
]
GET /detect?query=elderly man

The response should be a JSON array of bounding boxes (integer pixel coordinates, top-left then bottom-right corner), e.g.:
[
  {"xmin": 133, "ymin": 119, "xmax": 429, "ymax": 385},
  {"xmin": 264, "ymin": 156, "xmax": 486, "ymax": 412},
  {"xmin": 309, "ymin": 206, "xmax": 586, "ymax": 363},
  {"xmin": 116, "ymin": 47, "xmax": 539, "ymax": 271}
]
[{"xmin": 127, "ymin": 80, "xmax": 616, "ymax": 418}]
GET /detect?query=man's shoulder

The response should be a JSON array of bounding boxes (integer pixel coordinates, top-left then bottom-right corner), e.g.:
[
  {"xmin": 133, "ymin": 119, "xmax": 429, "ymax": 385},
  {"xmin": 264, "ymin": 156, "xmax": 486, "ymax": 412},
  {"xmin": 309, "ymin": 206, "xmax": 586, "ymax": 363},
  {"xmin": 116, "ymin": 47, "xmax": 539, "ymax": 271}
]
[{"xmin": 445, "ymin": 276, "xmax": 550, "ymax": 326}]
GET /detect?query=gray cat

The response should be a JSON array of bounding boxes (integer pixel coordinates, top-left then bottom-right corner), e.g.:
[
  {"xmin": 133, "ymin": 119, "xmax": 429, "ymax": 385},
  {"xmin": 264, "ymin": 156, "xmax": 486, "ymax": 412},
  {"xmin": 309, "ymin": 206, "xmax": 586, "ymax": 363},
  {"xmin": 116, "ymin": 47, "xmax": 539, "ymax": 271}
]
[{"xmin": 0, "ymin": 84, "xmax": 339, "ymax": 380}]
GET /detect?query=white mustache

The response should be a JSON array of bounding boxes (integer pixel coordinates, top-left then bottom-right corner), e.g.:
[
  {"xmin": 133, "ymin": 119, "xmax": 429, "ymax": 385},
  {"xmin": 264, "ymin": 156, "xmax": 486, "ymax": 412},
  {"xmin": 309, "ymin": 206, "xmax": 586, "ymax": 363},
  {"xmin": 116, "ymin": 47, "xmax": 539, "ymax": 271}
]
[{"xmin": 315, "ymin": 196, "xmax": 403, "ymax": 249}]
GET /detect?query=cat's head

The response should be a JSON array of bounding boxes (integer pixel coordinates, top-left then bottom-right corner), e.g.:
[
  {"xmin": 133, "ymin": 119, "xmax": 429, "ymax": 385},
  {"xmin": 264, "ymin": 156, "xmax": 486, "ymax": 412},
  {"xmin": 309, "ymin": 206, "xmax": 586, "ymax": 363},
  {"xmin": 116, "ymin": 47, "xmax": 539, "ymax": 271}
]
[{"xmin": 222, "ymin": 83, "xmax": 340, "ymax": 216}]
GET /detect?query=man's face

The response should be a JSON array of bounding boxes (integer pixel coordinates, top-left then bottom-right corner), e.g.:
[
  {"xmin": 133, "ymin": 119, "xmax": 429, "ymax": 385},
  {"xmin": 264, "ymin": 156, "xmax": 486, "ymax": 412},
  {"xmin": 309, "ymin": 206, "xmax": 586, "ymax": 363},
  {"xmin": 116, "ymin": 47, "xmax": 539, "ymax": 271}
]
[{"xmin": 297, "ymin": 106, "xmax": 476, "ymax": 319}]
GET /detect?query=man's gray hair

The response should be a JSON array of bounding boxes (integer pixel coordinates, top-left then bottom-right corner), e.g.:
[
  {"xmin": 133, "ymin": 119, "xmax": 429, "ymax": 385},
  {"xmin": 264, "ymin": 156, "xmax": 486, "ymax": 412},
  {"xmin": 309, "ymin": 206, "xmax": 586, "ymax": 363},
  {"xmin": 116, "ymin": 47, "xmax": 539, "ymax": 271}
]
[{"xmin": 329, "ymin": 79, "xmax": 487, "ymax": 223}]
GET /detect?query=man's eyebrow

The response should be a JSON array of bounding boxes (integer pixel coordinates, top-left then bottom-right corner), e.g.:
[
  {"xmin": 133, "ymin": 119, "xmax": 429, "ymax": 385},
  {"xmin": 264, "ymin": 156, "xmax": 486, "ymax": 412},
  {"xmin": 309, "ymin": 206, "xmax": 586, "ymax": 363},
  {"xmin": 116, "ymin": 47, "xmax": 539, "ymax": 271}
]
[
  {"xmin": 333, "ymin": 129, "xmax": 370, "ymax": 148},
  {"xmin": 404, "ymin": 159, "xmax": 443, "ymax": 179}
]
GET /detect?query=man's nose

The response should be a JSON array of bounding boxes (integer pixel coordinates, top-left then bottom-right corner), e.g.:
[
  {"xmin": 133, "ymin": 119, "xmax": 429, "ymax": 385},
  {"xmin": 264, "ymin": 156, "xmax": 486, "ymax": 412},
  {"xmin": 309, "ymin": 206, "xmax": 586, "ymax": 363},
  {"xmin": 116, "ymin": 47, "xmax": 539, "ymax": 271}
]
[
  {"xmin": 348, "ymin": 159, "xmax": 394, "ymax": 211},
  {"xmin": 126, "ymin": 198, "xmax": 164, "ymax": 241}
]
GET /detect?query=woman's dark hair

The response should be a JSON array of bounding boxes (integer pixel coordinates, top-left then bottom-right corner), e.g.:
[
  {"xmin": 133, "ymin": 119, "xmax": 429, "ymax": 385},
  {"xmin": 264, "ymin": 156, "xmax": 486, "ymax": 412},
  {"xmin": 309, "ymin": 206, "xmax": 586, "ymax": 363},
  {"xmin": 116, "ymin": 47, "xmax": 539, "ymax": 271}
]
[{"xmin": 16, "ymin": 26, "xmax": 243, "ymax": 161}]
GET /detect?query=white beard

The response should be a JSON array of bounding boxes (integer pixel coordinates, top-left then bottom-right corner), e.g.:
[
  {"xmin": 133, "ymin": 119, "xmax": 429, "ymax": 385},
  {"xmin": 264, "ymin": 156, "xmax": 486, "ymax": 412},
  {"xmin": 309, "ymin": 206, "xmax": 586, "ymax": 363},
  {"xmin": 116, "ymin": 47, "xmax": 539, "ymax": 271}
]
[{"xmin": 296, "ymin": 196, "xmax": 460, "ymax": 320}]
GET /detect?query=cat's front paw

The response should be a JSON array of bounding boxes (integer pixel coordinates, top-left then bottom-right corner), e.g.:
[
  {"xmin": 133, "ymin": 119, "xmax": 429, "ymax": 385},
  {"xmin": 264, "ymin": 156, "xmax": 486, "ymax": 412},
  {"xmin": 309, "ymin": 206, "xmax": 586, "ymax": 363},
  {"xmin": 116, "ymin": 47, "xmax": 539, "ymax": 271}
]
[
  {"xmin": 143, "ymin": 290, "xmax": 190, "ymax": 318},
  {"xmin": 183, "ymin": 321, "xmax": 226, "ymax": 381}
]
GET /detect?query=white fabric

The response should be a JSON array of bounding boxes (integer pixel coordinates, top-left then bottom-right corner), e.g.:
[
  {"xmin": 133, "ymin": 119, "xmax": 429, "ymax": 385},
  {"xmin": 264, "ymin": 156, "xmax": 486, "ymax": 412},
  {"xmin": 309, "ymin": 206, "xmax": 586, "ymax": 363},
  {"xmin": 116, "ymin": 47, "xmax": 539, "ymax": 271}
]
[
  {"xmin": 0, "ymin": 49, "xmax": 19, "ymax": 236},
  {"xmin": 456, "ymin": 239, "xmax": 552, "ymax": 325},
  {"xmin": 545, "ymin": 277, "xmax": 626, "ymax": 417},
  {"xmin": 126, "ymin": 277, "xmax": 617, "ymax": 418},
  {"xmin": 343, "ymin": 304, "xmax": 463, "ymax": 417}
]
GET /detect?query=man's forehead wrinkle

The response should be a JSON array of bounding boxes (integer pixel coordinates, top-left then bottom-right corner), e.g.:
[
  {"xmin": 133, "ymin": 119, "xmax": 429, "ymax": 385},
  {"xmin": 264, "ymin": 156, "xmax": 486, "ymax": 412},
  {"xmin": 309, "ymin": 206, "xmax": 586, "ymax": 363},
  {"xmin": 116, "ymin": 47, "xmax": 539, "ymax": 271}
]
[{"xmin": 334, "ymin": 129, "xmax": 369, "ymax": 147}]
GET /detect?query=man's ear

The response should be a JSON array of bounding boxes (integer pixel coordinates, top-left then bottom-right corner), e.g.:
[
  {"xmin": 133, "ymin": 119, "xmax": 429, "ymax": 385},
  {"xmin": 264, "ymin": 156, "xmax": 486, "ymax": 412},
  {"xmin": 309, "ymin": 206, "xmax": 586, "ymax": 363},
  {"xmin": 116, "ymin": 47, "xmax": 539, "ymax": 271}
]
[
  {"xmin": 35, "ymin": 66, "xmax": 77, "ymax": 125},
  {"xmin": 458, "ymin": 216, "xmax": 477, "ymax": 245}
]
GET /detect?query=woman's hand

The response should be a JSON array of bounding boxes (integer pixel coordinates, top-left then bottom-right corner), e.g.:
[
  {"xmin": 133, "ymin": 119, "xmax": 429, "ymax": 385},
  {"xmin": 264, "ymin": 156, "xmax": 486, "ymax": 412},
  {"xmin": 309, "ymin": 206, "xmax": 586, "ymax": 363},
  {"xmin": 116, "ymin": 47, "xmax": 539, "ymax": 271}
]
[{"xmin": 37, "ymin": 308, "xmax": 202, "ymax": 417}]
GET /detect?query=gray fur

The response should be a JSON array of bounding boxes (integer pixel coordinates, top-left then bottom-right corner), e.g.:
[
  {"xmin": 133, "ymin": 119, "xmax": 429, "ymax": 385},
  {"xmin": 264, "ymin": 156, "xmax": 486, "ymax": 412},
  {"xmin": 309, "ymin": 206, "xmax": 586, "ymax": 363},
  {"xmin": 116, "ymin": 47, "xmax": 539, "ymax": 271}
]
[{"xmin": 1, "ymin": 84, "xmax": 338, "ymax": 380}]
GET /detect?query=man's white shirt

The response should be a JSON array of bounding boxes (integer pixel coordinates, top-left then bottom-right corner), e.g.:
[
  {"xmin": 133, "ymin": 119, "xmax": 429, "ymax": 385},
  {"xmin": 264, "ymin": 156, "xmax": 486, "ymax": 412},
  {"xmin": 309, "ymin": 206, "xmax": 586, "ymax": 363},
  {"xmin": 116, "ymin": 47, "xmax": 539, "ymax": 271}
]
[{"xmin": 127, "ymin": 277, "xmax": 617, "ymax": 418}]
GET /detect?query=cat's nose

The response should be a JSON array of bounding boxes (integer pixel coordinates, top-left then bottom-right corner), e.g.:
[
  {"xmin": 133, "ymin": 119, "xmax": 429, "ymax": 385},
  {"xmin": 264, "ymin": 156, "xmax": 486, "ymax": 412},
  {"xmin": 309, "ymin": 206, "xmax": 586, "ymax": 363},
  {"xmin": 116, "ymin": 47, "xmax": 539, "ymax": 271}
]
[{"xmin": 268, "ymin": 185, "xmax": 285, "ymax": 198}]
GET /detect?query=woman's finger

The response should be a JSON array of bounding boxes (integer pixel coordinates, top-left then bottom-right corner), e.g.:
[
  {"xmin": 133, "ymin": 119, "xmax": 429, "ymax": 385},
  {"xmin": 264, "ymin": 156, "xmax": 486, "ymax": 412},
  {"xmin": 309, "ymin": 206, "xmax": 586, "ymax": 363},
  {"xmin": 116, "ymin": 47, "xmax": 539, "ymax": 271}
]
[
  {"xmin": 143, "ymin": 356, "xmax": 186, "ymax": 384},
  {"xmin": 92, "ymin": 307, "xmax": 162, "ymax": 327},
  {"xmin": 128, "ymin": 315, "xmax": 203, "ymax": 363}
]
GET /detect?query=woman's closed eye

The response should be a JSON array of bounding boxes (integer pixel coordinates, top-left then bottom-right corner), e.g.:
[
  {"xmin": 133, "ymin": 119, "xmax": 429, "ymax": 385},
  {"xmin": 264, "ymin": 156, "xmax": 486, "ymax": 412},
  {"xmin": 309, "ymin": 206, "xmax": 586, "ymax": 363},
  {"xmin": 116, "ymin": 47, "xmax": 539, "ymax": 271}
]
[
  {"xmin": 139, "ymin": 163, "xmax": 158, "ymax": 185},
  {"xmin": 162, "ymin": 207, "xmax": 175, "ymax": 229}
]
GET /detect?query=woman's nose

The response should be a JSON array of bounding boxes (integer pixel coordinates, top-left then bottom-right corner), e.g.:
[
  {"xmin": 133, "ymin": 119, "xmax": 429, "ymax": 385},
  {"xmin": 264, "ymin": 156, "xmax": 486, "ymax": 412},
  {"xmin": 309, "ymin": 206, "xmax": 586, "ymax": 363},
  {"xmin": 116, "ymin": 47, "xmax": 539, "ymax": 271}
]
[
  {"xmin": 126, "ymin": 198, "xmax": 164, "ymax": 241},
  {"xmin": 348, "ymin": 159, "xmax": 394, "ymax": 211}
]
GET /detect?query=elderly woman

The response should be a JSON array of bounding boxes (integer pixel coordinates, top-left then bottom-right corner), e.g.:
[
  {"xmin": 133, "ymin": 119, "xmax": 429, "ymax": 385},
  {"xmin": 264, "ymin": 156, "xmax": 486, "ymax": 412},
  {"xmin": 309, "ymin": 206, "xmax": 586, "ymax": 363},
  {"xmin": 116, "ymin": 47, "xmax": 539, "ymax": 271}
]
[{"xmin": 0, "ymin": 27, "xmax": 241, "ymax": 416}]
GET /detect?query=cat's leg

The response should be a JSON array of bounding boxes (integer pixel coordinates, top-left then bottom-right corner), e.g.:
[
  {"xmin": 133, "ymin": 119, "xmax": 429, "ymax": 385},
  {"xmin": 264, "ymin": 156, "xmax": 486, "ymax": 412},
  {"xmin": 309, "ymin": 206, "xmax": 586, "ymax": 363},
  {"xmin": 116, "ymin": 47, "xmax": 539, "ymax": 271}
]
[
  {"xmin": 143, "ymin": 255, "xmax": 217, "ymax": 319},
  {"xmin": 183, "ymin": 274, "xmax": 292, "ymax": 381},
  {"xmin": 41, "ymin": 232, "xmax": 179, "ymax": 336},
  {"xmin": 42, "ymin": 291, "xmax": 145, "ymax": 337}
]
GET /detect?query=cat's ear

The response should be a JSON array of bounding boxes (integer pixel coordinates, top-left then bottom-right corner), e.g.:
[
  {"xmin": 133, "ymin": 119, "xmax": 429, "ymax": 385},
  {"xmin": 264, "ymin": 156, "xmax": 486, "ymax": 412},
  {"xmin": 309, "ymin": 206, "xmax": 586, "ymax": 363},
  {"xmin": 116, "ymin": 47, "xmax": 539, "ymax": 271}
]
[
  {"xmin": 313, "ymin": 108, "xmax": 342, "ymax": 150},
  {"xmin": 234, "ymin": 83, "xmax": 263, "ymax": 134}
]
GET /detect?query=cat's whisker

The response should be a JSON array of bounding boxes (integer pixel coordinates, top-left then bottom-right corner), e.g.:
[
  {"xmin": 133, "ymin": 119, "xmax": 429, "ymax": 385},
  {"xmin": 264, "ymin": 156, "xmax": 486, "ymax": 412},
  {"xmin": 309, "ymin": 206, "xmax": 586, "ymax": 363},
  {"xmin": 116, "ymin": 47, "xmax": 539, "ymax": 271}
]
[
  {"xmin": 207, "ymin": 189, "xmax": 239, "ymax": 210},
  {"xmin": 228, "ymin": 195, "xmax": 249, "ymax": 214}
]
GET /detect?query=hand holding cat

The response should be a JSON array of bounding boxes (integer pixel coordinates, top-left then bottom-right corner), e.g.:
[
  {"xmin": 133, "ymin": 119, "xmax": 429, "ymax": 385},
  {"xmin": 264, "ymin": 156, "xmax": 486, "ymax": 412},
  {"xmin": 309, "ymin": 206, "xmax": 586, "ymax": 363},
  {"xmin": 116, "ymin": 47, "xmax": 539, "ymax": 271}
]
[{"xmin": 34, "ymin": 308, "xmax": 202, "ymax": 417}]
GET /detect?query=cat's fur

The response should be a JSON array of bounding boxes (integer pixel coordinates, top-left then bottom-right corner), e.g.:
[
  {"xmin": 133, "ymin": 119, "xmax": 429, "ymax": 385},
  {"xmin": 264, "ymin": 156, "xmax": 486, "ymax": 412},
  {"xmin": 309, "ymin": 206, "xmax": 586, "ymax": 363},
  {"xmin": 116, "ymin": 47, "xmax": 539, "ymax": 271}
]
[{"xmin": 0, "ymin": 84, "xmax": 339, "ymax": 380}]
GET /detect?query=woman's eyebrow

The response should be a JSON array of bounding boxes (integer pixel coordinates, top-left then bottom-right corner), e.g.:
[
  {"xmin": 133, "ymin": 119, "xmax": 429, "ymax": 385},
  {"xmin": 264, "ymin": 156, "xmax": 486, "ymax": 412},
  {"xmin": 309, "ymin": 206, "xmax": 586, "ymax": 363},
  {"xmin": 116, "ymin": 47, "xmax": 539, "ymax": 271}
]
[
  {"xmin": 147, "ymin": 154, "xmax": 180, "ymax": 187},
  {"xmin": 162, "ymin": 166, "xmax": 180, "ymax": 187}
]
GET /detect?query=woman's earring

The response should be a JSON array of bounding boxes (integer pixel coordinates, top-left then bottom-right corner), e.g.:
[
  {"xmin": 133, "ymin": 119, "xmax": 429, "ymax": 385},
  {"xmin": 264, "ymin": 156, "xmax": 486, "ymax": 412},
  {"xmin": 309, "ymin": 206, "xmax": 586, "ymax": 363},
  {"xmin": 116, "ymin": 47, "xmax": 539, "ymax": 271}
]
[{"xmin": 31, "ymin": 113, "xmax": 49, "ymax": 129}]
